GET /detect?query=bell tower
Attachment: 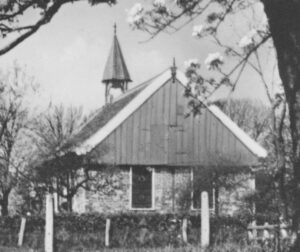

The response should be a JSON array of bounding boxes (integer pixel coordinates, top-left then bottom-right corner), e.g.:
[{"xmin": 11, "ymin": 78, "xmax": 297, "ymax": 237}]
[{"xmin": 102, "ymin": 24, "xmax": 132, "ymax": 104}]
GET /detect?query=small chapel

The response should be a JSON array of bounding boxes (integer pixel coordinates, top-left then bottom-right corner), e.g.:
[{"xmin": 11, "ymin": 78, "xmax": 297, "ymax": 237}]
[{"xmin": 62, "ymin": 26, "xmax": 267, "ymax": 214}]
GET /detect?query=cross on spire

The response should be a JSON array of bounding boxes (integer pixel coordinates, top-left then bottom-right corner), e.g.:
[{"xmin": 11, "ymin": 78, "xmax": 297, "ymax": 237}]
[{"xmin": 114, "ymin": 22, "xmax": 117, "ymax": 35}]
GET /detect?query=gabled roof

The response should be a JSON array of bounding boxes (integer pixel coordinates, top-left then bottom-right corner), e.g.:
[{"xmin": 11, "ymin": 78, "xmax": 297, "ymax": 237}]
[
  {"xmin": 66, "ymin": 69, "xmax": 267, "ymax": 159},
  {"xmin": 63, "ymin": 71, "xmax": 166, "ymax": 153},
  {"xmin": 102, "ymin": 33, "xmax": 131, "ymax": 83}
]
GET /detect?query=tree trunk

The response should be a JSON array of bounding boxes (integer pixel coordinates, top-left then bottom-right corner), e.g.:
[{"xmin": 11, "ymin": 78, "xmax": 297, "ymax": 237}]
[
  {"xmin": 67, "ymin": 195, "xmax": 73, "ymax": 212},
  {"xmin": 1, "ymin": 190, "xmax": 10, "ymax": 216},
  {"xmin": 262, "ymin": 1, "xmax": 300, "ymax": 250}
]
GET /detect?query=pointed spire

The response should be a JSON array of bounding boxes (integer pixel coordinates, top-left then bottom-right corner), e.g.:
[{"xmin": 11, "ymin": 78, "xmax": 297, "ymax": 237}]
[{"xmin": 102, "ymin": 23, "xmax": 132, "ymax": 85}]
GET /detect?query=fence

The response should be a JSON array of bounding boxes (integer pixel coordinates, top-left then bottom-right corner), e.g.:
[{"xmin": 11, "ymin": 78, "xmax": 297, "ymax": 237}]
[
  {"xmin": 247, "ymin": 222, "xmax": 291, "ymax": 241},
  {"xmin": 2, "ymin": 192, "xmax": 212, "ymax": 251},
  {"xmin": 247, "ymin": 221, "xmax": 292, "ymax": 251}
]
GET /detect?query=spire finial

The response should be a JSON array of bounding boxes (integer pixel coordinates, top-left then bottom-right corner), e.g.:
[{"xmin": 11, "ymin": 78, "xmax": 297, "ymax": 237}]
[
  {"xmin": 171, "ymin": 57, "xmax": 177, "ymax": 83},
  {"xmin": 114, "ymin": 22, "xmax": 117, "ymax": 35}
]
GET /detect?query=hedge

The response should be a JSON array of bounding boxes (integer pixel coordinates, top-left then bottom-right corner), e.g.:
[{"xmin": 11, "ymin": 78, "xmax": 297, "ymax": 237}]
[{"xmin": 0, "ymin": 213, "xmax": 247, "ymax": 251}]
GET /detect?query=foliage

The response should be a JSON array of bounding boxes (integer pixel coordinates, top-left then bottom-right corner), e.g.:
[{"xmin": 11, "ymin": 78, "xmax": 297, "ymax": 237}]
[
  {"xmin": 128, "ymin": 1, "xmax": 300, "ymax": 248},
  {"xmin": 0, "ymin": 65, "xmax": 38, "ymax": 216},
  {"xmin": 29, "ymin": 104, "xmax": 87, "ymax": 212},
  {"xmin": 216, "ymin": 98, "xmax": 271, "ymax": 142},
  {"xmin": 0, "ymin": 243, "xmax": 291, "ymax": 252},
  {"xmin": 0, "ymin": 213, "xmax": 248, "ymax": 250},
  {"xmin": 0, "ymin": 0, "xmax": 116, "ymax": 56}
]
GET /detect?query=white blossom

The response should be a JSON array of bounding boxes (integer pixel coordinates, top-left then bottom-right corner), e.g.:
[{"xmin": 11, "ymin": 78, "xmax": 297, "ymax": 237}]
[
  {"xmin": 153, "ymin": 0, "xmax": 166, "ymax": 7},
  {"xmin": 238, "ymin": 29, "xmax": 257, "ymax": 48},
  {"xmin": 259, "ymin": 15, "xmax": 269, "ymax": 32},
  {"xmin": 274, "ymin": 83, "xmax": 284, "ymax": 97},
  {"xmin": 192, "ymin": 24, "xmax": 203, "ymax": 38},
  {"xmin": 204, "ymin": 52, "xmax": 224, "ymax": 70},
  {"xmin": 153, "ymin": 0, "xmax": 171, "ymax": 15},
  {"xmin": 126, "ymin": 3, "xmax": 144, "ymax": 29},
  {"xmin": 184, "ymin": 58, "xmax": 200, "ymax": 70}
]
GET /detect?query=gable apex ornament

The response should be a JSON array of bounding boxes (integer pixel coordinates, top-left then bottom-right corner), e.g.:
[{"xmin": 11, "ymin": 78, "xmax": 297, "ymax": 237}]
[
  {"xmin": 171, "ymin": 57, "xmax": 177, "ymax": 83},
  {"xmin": 114, "ymin": 22, "xmax": 117, "ymax": 35}
]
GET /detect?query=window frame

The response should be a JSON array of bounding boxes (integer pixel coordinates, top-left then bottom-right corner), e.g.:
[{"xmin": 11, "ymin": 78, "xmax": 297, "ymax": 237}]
[
  {"xmin": 190, "ymin": 168, "xmax": 216, "ymax": 212},
  {"xmin": 129, "ymin": 166, "xmax": 155, "ymax": 211}
]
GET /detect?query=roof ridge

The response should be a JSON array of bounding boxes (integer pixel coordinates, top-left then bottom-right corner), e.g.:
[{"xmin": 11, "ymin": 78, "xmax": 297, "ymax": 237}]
[
  {"xmin": 112, "ymin": 69, "xmax": 168, "ymax": 103},
  {"xmin": 71, "ymin": 70, "xmax": 169, "ymax": 143},
  {"xmin": 73, "ymin": 69, "xmax": 172, "ymax": 154},
  {"xmin": 66, "ymin": 68, "xmax": 267, "ymax": 160}
]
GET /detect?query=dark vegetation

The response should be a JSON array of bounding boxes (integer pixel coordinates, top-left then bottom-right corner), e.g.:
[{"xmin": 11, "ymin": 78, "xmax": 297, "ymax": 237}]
[{"xmin": 0, "ymin": 213, "xmax": 248, "ymax": 251}]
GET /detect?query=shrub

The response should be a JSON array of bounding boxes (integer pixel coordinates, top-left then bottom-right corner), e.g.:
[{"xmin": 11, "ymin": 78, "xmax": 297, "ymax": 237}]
[{"xmin": 0, "ymin": 212, "xmax": 247, "ymax": 250}]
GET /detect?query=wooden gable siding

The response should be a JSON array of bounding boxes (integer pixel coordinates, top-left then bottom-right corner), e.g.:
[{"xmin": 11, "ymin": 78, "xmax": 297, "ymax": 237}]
[{"xmin": 91, "ymin": 78, "xmax": 258, "ymax": 166}]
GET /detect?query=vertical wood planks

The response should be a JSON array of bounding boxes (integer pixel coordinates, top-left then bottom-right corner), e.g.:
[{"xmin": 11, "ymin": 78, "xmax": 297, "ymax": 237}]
[
  {"xmin": 145, "ymin": 99, "xmax": 151, "ymax": 164},
  {"xmin": 132, "ymin": 112, "xmax": 139, "ymax": 164},
  {"xmin": 139, "ymin": 100, "xmax": 147, "ymax": 164},
  {"xmin": 169, "ymin": 80, "xmax": 177, "ymax": 126},
  {"xmin": 126, "ymin": 115, "xmax": 133, "ymax": 164},
  {"xmin": 115, "ymin": 126, "xmax": 121, "ymax": 164},
  {"xmin": 150, "ymin": 85, "xmax": 158, "ymax": 164},
  {"xmin": 163, "ymin": 81, "xmax": 171, "ymax": 164},
  {"xmin": 121, "ymin": 123, "xmax": 127, "ymax": 164},
  {"xmin": 88, "ymin": 78, "xmax": 259, "ymax": 167},
  {"xmin": 186, "ymin": 114, "xmax": 194, "ymax": 165},
  {"xmin": 209, "ymin": 115, "xmax": 217, "ymax": 165},
  {"xmin": 193, "ymin": 115, "xmax": 200, "ymax": 165}
]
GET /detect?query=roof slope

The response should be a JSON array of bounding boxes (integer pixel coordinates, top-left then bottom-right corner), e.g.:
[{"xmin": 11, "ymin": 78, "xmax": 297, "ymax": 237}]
[
  {"xmin": 64, "ymin": 72, "xmax": 165, "ymax": 152},
  {"xmin": 66, "ymin": 69, "xmax": 267, "ymax": 160},
  {"xmin": 102, "ymin": 34, "xmax": 131, "ymax": 83}
]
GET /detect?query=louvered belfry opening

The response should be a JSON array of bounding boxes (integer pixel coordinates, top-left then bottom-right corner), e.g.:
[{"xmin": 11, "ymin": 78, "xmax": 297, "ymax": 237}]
[{"xmin": 102, "ymin": 24, "xmax": 132, "ymax": 104}]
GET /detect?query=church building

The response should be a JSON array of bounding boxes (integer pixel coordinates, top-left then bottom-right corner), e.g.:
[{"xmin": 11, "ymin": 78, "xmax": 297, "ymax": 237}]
[{"xmin": 62, "ymin": 26, "xmax": 267, "ymax": 214}]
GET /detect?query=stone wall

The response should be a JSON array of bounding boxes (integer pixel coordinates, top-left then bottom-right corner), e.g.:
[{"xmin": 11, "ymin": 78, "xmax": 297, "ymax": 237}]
[
  {"xmin": 72, "ymin": 166, "xmax": 255, "ymax": 215},
  {"xmin": 218, "ymin": 173, "xmax": 255, "ymax": 215},
  {"xmin": 73, "ymin": 167, "xmax": 130, "ymax": 213}
]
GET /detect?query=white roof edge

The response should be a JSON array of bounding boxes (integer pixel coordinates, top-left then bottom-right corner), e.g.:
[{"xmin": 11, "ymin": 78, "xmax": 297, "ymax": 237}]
[
  {"xmin": 74, "ymin": 69, "xmax": 171, "ymax": 155},
  {"xmin": 208, "ymin": 105, "xmax": 267, "ymax": 158},
  {"xmin": 176, "ymin": 70, "xmax": 267, "ymax": 159},
  {"xmin": 74, "ymin": 68, "xmax": 267, "ymax": 159}
]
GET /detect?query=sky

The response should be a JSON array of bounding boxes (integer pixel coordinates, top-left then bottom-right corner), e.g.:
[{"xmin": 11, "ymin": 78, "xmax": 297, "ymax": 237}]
[{"xmin": 0, "ymin": 0, "xmax": 276, "ymax": 113}]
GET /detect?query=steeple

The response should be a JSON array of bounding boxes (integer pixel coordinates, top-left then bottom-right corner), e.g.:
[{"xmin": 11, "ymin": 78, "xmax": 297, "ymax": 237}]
[{"xmin": 102, "ymin": 23, "xmax": 132, "ymax": 104}]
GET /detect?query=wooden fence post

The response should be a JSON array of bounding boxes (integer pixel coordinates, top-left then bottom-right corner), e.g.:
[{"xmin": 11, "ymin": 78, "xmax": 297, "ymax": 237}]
[
  {"xmin": 53, "ymin": 192, "xmax": 59, "ymax": 213},
  {"xmin": 18, "ymin": 217, "xmax": 26, "ymax": 247},
  {"xmin": 182, "ymin": 217, "xmax": 188, "ymax": 244},
  {"xmin": 201, "ymin": 191, "xmax": 210, "ymax": 248},
  {"xmin": 263, "ymin": 222, "xmax": 270, "ymax": 240},
  {"xmin": 105, "ymin": 218, "xmax": 111, "ymax": 247},
  {"xmin": 45, "ymin": 193, "xmax": 54, "ymax": 252},
  {"xmin": 252, "ymin": 220, "xmax": 257, "ymax": 240}
]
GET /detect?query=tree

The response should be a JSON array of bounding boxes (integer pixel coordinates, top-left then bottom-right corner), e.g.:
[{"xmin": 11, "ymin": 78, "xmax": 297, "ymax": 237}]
[
  {"xmin": 211, "ymin": 99, "xmax": 271, "ymax": 216},
  {"xmin": 31, "ymin": 105, "xmax": 126, "ymax": 212},
  {"xmin": 0, "ymin": 65, "xmax": 37, "ymax": 216},
  {"xmin": 0, "ymin": 0, "xmax": 115, "ymax": 56},
  {"xmin": 217, "ymin": 98, "xmax": 271, "ymax": 142},
  {"xmin": 30, "ymin": 104, "xmax": 88, "ymax": 212},
  {"xmin": 127, "ymin": 0, "xmax": 300, "ymax": 249}
]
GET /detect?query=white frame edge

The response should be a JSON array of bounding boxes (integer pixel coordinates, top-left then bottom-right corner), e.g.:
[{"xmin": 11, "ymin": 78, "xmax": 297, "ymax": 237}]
[{"xmin": 129, "ymin": 166, "xmax": 156, "ymax": 211}]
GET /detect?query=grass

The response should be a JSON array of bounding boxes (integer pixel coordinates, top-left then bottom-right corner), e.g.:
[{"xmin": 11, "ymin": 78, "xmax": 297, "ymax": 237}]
[{"xmin": 0, "ymin": 243, "xmax": 277, "ymax": 252}]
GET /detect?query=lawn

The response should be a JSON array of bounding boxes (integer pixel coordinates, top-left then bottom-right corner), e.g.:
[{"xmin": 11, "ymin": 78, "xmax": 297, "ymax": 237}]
[{"xmin": 0, "ymin": 243, "xmax": 274, "ymax": 252}]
